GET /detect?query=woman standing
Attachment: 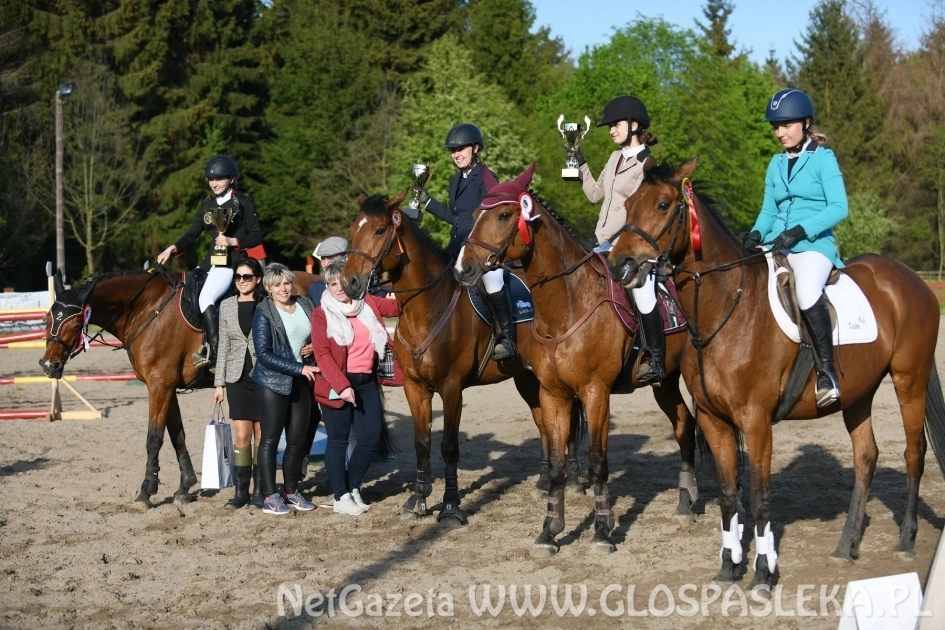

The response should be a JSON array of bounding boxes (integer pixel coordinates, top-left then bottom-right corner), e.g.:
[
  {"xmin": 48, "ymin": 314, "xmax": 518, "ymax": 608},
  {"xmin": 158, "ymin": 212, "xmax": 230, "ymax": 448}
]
[
  {"xmin": 574, "ymin": 96, "xmax": 663, "ymax": 384},
  {"xmin": 156, "ymin": 155, "xmax": 263, "ymax": 370},
  {"xmin": 411, "ymin": 123, "xmax": 517, "ymax": 361},
  {"xmin": 212, "ymin": 258, "xmax": 264, "ymax": 510},
  {"xmin": 741, "ymin": 88, "xmax": 848, "ymax": 407},
  {"xmin": 252, "ymin": 263, "xmax": 319, "ymax": 515},
  {"xmin": 312, "ymin": 259, "xmax": 401, "ymax": 516}
]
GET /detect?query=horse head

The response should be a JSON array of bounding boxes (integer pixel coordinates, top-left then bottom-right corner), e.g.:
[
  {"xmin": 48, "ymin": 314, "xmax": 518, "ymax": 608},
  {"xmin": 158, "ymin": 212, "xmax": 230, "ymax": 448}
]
[
  {"xmin": 609, "ymin": 158, "xmax": 699, "ymax": 288},
  {"xmin": 455, "ymin": 163, "xmax": 539, "ymax": 287},
  {"xmin": 342, "ymin": 190, "xmax": 408, "ymax": 299},
  {"xmin": 39, "ymin": 270, "xmax": 97, "ymax": 378}
]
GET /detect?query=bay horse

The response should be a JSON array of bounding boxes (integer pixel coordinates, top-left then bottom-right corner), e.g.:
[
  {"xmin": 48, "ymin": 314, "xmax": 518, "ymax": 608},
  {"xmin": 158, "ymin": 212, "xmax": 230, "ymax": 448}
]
[
  {"xmin": 607, "ymin": 158, "xmax": 945, "ymax": 589},
  {"xmin": 39, "ymin": 269, "xmax": 202, "ymax": 507},
  {"xmin": 453, "ymin": 168, "xmax": 698, "ymax": 557},
  {"xmin": 340, "ymin": 191, "xmax": 583, "ymax": 527}
]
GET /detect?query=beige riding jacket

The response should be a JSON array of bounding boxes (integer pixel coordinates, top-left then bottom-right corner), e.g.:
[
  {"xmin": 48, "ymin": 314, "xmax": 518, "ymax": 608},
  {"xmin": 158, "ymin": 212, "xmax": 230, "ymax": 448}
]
[{"xmin": 580, "ymin": 147, "xmax": 655, "ymax": 244}]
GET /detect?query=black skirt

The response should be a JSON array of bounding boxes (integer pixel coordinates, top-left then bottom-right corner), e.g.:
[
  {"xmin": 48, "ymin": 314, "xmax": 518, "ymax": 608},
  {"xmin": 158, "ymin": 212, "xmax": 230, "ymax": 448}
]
[{"xmin": 226, "ymin": 350, "xmax": 259, "ymax": 421}]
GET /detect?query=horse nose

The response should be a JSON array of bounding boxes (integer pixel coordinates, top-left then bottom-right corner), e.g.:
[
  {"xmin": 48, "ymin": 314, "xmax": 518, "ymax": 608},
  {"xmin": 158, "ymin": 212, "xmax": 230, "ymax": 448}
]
[
  {"xmin": 39, "ymin": 357, "xmax": 62, "ymax": 379},
  {"xmin": 454, "ymin": 261, "xmax": 478, "ymax": 287},
  {"xmin": 611, "ymin": 256, "xmax": 639, "ymax": 285},
  {"xmin": 343, "ymin": 276, "xmax": 362, "ymax": 299}
]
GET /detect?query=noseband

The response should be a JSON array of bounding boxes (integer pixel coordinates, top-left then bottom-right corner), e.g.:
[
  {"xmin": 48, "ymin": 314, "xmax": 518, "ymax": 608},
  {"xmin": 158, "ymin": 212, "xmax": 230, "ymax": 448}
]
[
  {"xmin": 613, "ymin": 180, "xmax": 688, "ymax": 264},
  {"xmin": 345, "ymin": 210, "xmax": 403, "ymax": 283}
]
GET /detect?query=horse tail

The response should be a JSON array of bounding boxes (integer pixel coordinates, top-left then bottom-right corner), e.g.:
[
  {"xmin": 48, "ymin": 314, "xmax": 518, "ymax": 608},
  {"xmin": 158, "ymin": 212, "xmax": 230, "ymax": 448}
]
[
  {"xmin": 572, "ymin": 396, "xmax": 588, "ymax": 452},
  {"xmin": 924, "ymin": 363, "xmax": 945, "ymax": 479},
  {"xmin": 377, "ymin": 387, "xmax": 399, "ymax": 459}
]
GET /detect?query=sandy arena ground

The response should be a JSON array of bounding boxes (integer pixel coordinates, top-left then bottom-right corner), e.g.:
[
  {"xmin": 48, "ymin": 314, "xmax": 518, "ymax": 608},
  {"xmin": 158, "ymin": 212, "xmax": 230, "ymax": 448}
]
[{"xmin": 1, "ymin": 320, "xmax": 944, "ymax": 629}]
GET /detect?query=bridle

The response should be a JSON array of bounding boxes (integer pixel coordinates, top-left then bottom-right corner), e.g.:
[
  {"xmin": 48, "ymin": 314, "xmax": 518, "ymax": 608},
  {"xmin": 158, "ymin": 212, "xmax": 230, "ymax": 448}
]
[{"xmin": 45, "ymin": 300, "xmax": 89, "ymax": 361}]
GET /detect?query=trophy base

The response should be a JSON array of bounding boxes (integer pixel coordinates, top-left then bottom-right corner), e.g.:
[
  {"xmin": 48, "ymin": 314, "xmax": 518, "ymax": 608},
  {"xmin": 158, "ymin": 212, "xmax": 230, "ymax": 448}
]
[
  {"xmin": 210, "ymin": 254, "xmax": 229, "ymax": 267},
  {"xmin": 561, "ymin": 167, "xmax": 580, "ymax": 181}
]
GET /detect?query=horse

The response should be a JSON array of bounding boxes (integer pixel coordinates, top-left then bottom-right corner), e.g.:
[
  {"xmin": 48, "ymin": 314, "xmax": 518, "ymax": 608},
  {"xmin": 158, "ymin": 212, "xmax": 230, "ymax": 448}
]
[
  {"xmin": 606, "ymin": 158, "xmax": 945, "ymax": 589},
  {"xmin": 39, "ymin": 269, "xmax": 203, "ymax": 507},
  {"xmin": 339, "ymin": 191, "xmax": 584, "ymax": 527},
  {"xmin": 453, "ymin": 176, "xmax": 699, "ymax": 557}
]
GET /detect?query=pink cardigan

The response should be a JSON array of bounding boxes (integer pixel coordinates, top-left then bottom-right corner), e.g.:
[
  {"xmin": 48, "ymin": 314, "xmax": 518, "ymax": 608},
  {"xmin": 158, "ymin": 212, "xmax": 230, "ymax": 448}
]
[{"xmin": 311, "ymin": 295, "xmax": 402, "ymax": 408}]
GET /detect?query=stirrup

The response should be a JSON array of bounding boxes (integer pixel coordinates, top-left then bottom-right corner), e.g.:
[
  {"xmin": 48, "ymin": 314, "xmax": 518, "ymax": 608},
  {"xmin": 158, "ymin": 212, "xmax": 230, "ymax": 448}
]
[
  {"xmin": 192, "ymin": 344, "xmax": 211, "ymax": 370},
  {"xmin": 636, "ymin": 360, "xmax": 663, "ymax": 386},
  {"xmin": 815, "ymin": 372, "xmax": 840, "ymax": 408},
  {"xmin": 491, "ymin": 337, "xmax": 517, "ymax": 361}
]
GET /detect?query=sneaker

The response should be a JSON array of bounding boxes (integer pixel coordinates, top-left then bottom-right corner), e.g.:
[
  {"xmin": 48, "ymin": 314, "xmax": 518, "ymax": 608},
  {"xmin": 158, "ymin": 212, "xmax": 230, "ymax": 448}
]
[
  {"xmin": 333, "ymin": 492, "xmax": 367, "ymax": 516},
  {"xmin": 284, "ymin": 490, "xmax": 315, "ymax": 511},
  {"xmin": 263, "ymin": 492, "xmax": 289, "ymax": 515},
  {"xmin": 351, "ymin": 488, "xmax": 370, "ymax": 511},
  {"xmin": 318, "ymin": 497, "xmax": 335, "ymax": 509}
]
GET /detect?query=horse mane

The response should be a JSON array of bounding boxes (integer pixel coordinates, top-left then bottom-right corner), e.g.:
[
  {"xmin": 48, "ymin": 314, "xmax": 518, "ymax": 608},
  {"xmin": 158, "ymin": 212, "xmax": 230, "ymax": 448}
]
[
  {"xmin": 359, "ymin": 193, "xmax": 447, "ymax": 263},
  {"xmin": 642, "ymin": 162, "xmax": 737, "ymax": 239},
  {"xmin": 73, "ymin": 268, "xmax": 177, "ymax": 292},
  {"xmin": 528, "ymin": 189, "xmax": 581, "ymax": 241}
]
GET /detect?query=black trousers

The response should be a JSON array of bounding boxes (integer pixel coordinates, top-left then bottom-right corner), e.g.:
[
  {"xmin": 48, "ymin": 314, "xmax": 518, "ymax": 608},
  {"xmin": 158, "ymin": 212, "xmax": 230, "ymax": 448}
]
[
  {"xmin": 320, "ymin": 373, "xmax": 383, "ymax": 500},
  {"xmin": 256, "ymin": 378, "xmax": 312, "ymax": 496}
]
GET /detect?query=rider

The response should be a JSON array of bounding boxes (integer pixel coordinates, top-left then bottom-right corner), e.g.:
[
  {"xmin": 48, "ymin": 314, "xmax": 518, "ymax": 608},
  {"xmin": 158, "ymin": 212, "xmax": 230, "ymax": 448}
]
[
  {"xmin": 411, "ymin": 123, "xmax": 518, "ymax": 362},
  {"xmin": 157, "ymin": 155, "xmax": 263, "ymax": 370},
  {"xmin": 741, "ymin": 88, "xmax": 847, "ymax": 408},
  {"xmin": 574, "ymin": 96, "xmax": 662, "ymax": 384}
]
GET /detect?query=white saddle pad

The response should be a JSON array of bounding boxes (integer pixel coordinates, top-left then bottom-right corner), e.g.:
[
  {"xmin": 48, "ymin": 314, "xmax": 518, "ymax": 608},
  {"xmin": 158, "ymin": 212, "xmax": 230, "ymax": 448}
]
[{"xmin": 765, "ymin": 250, "xmax": 877, "ymax": 345}]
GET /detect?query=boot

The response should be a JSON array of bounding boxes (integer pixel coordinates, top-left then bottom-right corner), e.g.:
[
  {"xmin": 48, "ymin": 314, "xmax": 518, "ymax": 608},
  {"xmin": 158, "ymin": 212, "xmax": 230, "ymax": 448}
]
[
  {"xmin": 636, "ymin": 308, "xmax": 665, "ymax": 385},
  {"xmin": 488, "ymin": 285, "xmax": 518, "ymax": 361},
  {"xmin": 193, "ymin": 304, "xmax": 220, "ymax": 371},
  {"xmin": 249, "ymin": 463, "xmax": 265, "ymax": 508},
  {"xmin": 801, "ymin": 296, "xmax": 840, "ymax": 407},
  {"xmin": 224, "ymin": 465, "xmax": 251, "ymax": 510}
]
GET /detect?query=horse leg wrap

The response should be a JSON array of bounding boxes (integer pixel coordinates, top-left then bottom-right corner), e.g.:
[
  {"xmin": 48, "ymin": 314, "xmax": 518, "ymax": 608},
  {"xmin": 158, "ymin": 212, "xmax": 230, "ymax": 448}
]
[
  {"xmin": 595, "ymin": 495, "xmax": 615, "ymax": 532},
  {"xmin": 753, "ymin": 522, "xmax": 778, "ymax": 572},
  {"xmin": 679, "ymin": 471, "xmax": 698, "ymax": 503},
  {"xmin": 546, "ymin": 489, "xmax": 565, "ymax": 536},
  {"xmin": 415, "ymin": 469, "xmax": 429, "ymax": 513},
  {"xmin": 720, "ymin": 513, "xmax": 744, "ymax": 564}
]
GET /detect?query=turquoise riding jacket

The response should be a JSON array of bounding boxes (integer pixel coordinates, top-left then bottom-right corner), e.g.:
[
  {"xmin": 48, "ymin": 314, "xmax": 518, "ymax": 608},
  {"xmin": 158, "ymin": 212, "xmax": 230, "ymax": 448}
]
[{"xmin": 751, "ymin": 140, "xmax": 848, "ymax": 269}]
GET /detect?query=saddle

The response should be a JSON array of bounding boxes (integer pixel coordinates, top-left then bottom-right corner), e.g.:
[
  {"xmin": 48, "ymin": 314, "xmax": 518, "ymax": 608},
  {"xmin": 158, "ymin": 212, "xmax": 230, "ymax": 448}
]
[
  {"xmin": 177, "ymin": 268, "xmax": 207, "ymax": 333},
  {"xmin": 467, "ymin": 271, "xmax": 535, "ymax": 325},
  {"xmin": 592, "ymin": 254, "xmax": 687, "ymax": 337}
]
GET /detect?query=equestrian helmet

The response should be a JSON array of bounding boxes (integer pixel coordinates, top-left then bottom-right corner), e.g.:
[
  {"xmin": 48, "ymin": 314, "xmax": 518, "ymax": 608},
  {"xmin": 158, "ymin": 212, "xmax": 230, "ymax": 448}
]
[
  {"xmin": 764, "ymin": 89, "xmax": 815, "ymax": 123},
  {"xmin": 597, "ymin": 95, "xmax": 650, "ymax": 128},
  {"xmin": 204, "ymin": 155, "xmax": 240, "ymax": 179},
  {"xmin": 443, "ymin": 123, "xmax": 485, "ymax": 150}
]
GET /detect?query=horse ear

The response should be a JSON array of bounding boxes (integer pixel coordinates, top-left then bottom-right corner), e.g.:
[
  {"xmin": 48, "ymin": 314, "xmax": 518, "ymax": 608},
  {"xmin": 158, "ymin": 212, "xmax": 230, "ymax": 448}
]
[
  {"xmin": 676, "ymin": 157, "xmax": 699, "ymax": 180},
  {"xmin": 357, "ymin": 191, "xmax": 368, "ymax": 204},
  {"xmin": 389, "ymin": 190, "xmax": 408, "ymax": 209},
  {"xmin": 77, "ymin": 278, "xmax": 97, "ymax": 305},
  {"xmin": 482, "ymin": 167, "xmax": 499, "ymax": 190},
  {"xmin": 54, "ymin": 269, "xmax": 65, "ymax": 296}
]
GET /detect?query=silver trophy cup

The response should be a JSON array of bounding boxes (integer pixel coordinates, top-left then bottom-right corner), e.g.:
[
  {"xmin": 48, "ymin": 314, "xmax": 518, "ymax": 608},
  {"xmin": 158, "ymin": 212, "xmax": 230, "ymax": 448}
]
[
  {"xmin": 406, "ymin": 163, "xmax": 430, "ymax": 219},
  {"xmin": 557, "ymin": 114, "xmax": 591, "ymax": 181}
]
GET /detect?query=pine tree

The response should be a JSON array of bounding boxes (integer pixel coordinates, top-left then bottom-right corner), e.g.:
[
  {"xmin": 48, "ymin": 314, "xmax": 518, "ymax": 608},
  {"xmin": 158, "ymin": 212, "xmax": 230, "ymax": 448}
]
[{"xmin": 694, "ymin": 0, "xmax": 736, "ymax": 59}]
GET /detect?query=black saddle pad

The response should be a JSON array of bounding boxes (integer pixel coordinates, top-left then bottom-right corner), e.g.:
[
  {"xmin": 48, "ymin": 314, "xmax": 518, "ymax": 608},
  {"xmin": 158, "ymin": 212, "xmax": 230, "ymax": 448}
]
[
  {"xmin": 179, "ymin": 268, "xmax": 207, "ymax": 331},
  {"xmin": 468, "ymin": 271, "xmax": 534, "ymax": 325}
]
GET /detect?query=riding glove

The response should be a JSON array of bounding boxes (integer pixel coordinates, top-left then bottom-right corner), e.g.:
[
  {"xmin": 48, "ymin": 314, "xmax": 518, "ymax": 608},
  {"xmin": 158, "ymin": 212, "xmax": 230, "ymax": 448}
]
[
  {"xmin": 581, "ymin": 235, "xmax": 599, "ymax": 252},
  {"xmin": 574, "ymin": 149, "xmax": 587, "ymax": 167},
  {"xmin": 413, "ymin": 187, "xmax": 431, "ymax": 206},
  {"xmin": 739, "ymin": 230, "xmax": 762, "ymax": 250},
  {"xmin": 771, "ymin": 225, "xmax": 807, "ymax": 250}
]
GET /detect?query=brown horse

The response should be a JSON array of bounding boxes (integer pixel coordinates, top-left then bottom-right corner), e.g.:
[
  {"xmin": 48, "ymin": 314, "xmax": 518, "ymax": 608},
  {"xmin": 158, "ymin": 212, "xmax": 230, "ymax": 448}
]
[
  {"xmin": 607, "ymin": 158, "xmax": 945, "ymax": 589},
  {"xmin": 39, "ymin": 269, "xmax": 202, "ymax": 507},
  {"xmin": 453, "ymin": 176, "xmax": 698, "ymax": 557},
  {"xmin": 339, "ymin": 192, "xmax": 584, "ymax": 526}
]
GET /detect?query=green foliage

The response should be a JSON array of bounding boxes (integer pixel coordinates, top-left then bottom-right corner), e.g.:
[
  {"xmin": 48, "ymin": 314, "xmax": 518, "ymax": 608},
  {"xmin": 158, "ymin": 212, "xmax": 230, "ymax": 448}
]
[
  {"xmin": 695, "ymin": 0, "xmax": 736, "ymax": 58},
  {"xmin": 834, "ymin": 189, "xmax": 895, "ymax": 258},
  {"xmin": 393, "ymin": 36, "xmax": 537, "ymax": 247}
]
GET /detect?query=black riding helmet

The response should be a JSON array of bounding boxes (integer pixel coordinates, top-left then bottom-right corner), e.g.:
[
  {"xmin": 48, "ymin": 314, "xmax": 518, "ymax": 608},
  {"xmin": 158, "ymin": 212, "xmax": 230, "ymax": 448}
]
[
  {"xmin": 597, "ymin": 95, "xmax": 650, "ymax": 130},
  {"xmin": 443, "ymin": 123, "xmax": 485, "ymax": 150},
  {"xmin": 205, "ymin": 155, "xmax": 240, "ymax": 179}
]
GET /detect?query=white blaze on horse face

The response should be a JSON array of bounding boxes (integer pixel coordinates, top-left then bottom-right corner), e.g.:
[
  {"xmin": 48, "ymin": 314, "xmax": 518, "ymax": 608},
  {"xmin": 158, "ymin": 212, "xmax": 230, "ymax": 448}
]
[
  {"xmin": 454, "ymin": 246, "xmax": 467, "ymax": 274},
  {"xmin": 357, "ymin": 217, "xmax": 368, "ymax": 232}
]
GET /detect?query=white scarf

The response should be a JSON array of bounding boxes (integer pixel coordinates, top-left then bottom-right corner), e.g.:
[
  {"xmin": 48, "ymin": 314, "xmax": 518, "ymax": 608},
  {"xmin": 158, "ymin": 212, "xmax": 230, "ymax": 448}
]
[{"xmin": 320, "ymin": 291, "xmax": 388, "ymax": 354}]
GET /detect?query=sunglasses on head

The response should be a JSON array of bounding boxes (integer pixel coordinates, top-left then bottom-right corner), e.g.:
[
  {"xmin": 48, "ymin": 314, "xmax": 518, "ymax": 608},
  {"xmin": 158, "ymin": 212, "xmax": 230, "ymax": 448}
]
[{"xmin": 234, "ymin": 273, "xmax": 257, "ymax": 282}]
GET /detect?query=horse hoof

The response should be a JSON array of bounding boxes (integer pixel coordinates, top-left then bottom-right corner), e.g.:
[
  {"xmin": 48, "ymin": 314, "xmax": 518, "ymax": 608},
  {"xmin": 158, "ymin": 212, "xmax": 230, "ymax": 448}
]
[
  {"xmin": 531, "ymin": 543, "xmax": 558, "ymax": 558},
  {"xmin": 749, "ymin": 585, "xmax": 772, "ymax": 600},
  {"xmin": 896, "ymin": 550, "xmax": 916, "ymax": 561},
  {"xmin": 133, "ymin": 494, "xmax": 154, "ymax": 509},
  {"xmin": 565, "ymin": 483, "xmax": 586, "ymax": 498},
  {"xmin": 437, "ymin": 515, "xmax": 465, "ymax": 529},
  {"xmin": 401, "ymin": 509, "xmax": 424, "ymax": 521},
  {"xmin": 531, "ymin": 487, "xmax": 548, "ymax": 502},
  {"xmin": 592, "ymin": 541, "xmax": 616, "ymax": 554},
  {"xmin": 174, "ymin": 493, "xmax": 194, "ymax": 505},
  {"xmin": 829, "ymin": 554, "xmax": 853, "ymax": 567},
  {"xmin": 675, "ymin": 512, "xmax": 696, "ymax": 526}
]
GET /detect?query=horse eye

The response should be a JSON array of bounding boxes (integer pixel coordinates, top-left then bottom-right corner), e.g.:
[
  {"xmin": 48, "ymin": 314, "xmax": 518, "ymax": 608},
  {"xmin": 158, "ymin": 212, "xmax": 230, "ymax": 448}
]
[
  {"xmin": 375, "ymin": 226, "xmax": 386, "ymax": 236},
  {"xmin": 657, "ymin": 201, "xmax": 671, "ymax": 213},
  {"xmin": 498, "ymin": 210, "xmax": 511, "ymax": 222}
]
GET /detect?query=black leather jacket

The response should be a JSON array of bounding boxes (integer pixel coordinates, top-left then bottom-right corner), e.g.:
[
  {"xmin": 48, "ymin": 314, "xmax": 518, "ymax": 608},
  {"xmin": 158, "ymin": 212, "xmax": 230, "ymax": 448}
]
[{"xmin": 250, "ymin": 296, "xmax": 314, "ymax": 395}]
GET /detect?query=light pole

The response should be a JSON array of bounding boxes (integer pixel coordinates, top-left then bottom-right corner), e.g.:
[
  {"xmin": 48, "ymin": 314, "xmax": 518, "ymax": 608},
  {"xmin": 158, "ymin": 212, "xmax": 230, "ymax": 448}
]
[{"xmin": 55, "ymin": 81, "xmax": 74, "ymax": 279}]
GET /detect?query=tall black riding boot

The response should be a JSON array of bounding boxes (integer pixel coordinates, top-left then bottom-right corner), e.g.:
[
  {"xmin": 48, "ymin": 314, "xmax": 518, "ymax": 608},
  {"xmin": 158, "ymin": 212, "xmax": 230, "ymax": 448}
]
[
  {"xmin": 488, "ymin": 285, "xmax": 518, "ymax": 361},
  {"xmin": 636, "ymin": 308, "xmax": 666, "ymax": 385},
  {"xmin": 249, "ymin": 462, "xmax": 265, "ymax": 508},
  {"xmin": 225, "ymin": 465, "xmax": 251, "ymax": 510},
  {"xmin": 801, "ymin": 295, "xmax": 840, "ymax": 407},
  {"xmin": 193, "ymin": 304, "xmax": 220, "ymax": 371}
]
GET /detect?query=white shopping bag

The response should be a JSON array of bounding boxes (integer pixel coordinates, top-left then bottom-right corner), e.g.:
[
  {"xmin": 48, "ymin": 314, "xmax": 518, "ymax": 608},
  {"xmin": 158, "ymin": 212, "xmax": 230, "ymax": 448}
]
[{"xmin": 201, "ymin": 403, "xmax": 234, "ymax": 489}]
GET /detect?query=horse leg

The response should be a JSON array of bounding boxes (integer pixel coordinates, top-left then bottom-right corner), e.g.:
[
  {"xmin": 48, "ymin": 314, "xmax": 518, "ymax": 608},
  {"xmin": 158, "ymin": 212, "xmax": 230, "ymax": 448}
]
[
  {"xmin": 134, "ymin": 380, "xmax": 173, "ymax": 507},
  {"xmin": 832, "ymin": 395, "xmax": 879, "ymax": 563},
  {"xmin": 437, "ymin": 381, "xmax": 468, "ymax": 527},
  {"xmin": 532, "ymin": 389, "xmax": 571, "ymax": 557},
  {"xmin": 577, "ymin": 388, "xmax": 615, "ymax": 554},
  {"xmin": 740, "ymin": 417, "xmax": 777, "ymax": 591},
  {"xmin": 893, "ymin": 369, "xmax": 931, "ymax": 559},
  {"xmin": 164, "ymin": 392, "xmax": 198, "ymax": 504},
  {"xmin": 700, "ymin": 409, "xmax": 746, "ymax": 582},
  {"xmin": 513, "ymin": 374, "xmax": 551, "ymax": 499},
  {"xmin": 652, "ymin": 371, "xmax": 698, "ymax": 524},
  {"xmin": 565, "ymin": 400, "xmax": 587, "ymax": 497},
  {"xmin": 401, "ymin": 378, "xmax": 434, "ymax": 520}
]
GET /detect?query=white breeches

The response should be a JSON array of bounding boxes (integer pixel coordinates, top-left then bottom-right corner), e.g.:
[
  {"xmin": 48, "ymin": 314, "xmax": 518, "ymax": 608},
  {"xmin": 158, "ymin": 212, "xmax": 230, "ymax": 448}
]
[
  {"xmin": 631, "ymin": 272, "xmax": 657, "ymax": 314},
  {"xmin": 482, "ymin": 268, "xmax": 506, "ymax": 294},
  {"xmin": 786, "ymin": 250, "xmax": 833, "ymax": 310},
  {"xmin": 199, "ymin": 266, "xmax": 234, "ymax": 312}
]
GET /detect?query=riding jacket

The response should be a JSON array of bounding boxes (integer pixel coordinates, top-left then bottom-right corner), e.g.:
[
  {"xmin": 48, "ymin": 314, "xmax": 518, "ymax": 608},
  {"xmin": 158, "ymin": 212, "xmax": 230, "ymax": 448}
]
[
  {"xmin": 751, "ymin": 139, "xmax": 847, "ymax": 269},
  {"xmin": 580, "ymin": 147, "xmax": 655, "ymax": 244},
  {"xmin": 251, "ymin": 296, "xmax": 314, "ymax": 396},
  {"xmin": 213, "ymin": 296, "xmax": 258, "ymax": 388},
  {"xmin": 174, "ymin": 193, "xmax": 263, "ymax": 271},
  {"xmin": 425, "ymin": 162, "xmax": 496, "ymax": 259}
]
